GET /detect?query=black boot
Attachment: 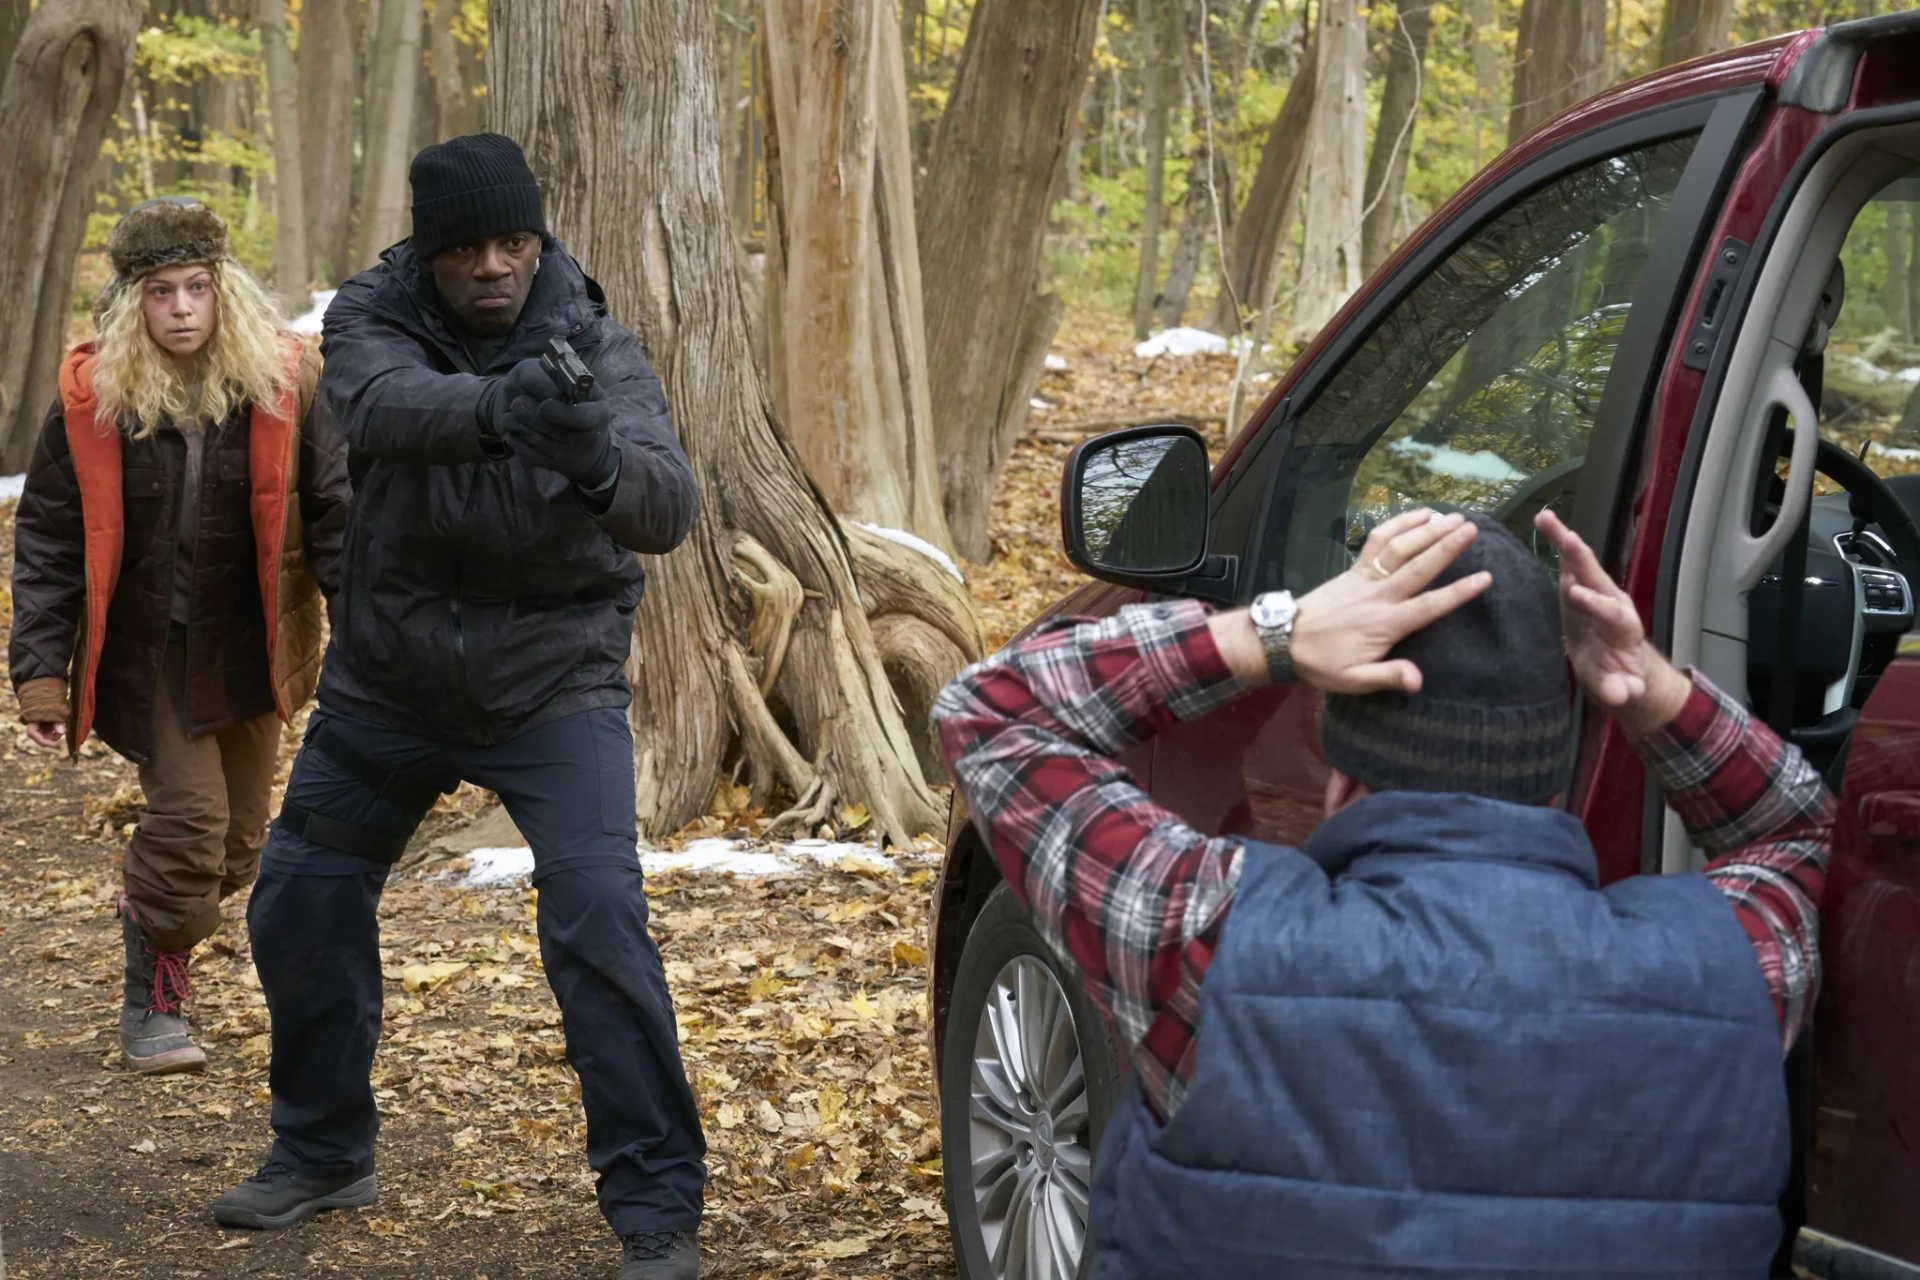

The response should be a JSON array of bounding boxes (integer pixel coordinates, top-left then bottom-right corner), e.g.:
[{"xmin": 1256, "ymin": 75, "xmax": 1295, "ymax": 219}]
[
  {"xmin": 619, "ymin": 1230, "xmax": 699, "ymax": 1280},
  {"xmin": 118, "ymin": 895, "xmax": 206, "ymax": 1074},
  {"xmin": 213, "ymin": 1158, "xmax": 378, "ymax": 1229}
]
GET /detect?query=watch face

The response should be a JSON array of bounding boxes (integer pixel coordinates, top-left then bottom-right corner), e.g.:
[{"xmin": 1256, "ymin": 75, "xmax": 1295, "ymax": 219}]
[{"xmin": 1251, "ymin": 591, "xmax": 1295, "ymax": 629}]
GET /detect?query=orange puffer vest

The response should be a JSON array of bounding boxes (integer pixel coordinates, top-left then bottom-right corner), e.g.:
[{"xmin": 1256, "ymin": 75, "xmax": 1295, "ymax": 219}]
[{"xmin": 56, "ymin": 334, "xmax": 320, "ymax": 750}]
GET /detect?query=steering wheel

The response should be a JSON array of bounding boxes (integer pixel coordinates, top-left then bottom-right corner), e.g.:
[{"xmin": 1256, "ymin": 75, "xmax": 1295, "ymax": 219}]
[{"xmin": 1813, "ymin": 437, "xmax": 1920, "ymax": 577}]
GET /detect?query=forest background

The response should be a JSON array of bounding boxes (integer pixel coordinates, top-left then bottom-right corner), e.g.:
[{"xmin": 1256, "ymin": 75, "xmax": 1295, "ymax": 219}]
[{"xmin": 0, "ymin": 0, "xmax": 1902, "ymax": 849}]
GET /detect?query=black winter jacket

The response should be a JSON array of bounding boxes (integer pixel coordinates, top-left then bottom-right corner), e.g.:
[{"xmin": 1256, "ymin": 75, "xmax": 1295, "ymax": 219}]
[{"xmin": 316, "ymin": 240, "xmax": 699, "ymax": 743}]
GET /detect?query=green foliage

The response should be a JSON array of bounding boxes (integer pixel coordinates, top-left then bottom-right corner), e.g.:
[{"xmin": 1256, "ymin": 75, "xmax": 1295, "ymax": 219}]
[{"xmin": 137, "ymin": 14, "xmax": 261, "ymax": 86}]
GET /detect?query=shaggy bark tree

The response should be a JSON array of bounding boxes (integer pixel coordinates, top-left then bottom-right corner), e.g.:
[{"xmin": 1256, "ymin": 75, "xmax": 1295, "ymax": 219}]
[
  {"xmin": 1508, "ymin": 0, "xmax": 1606, "ymax": 141},
  {"xmin": 1206, "ymin": 37, "xmax": 1316, "ymax": 335},
  {"xmin": 758, "ymin": 0, "xmax": 956, "ymax": 556},
  {"xmin": 1292, "ymin": 0, "xmax": 1366, "ymax": 340},
  {"xmin": 490, "ymin": 0, "xmax": 982, "ymax": 842},
  {"xmin": 1360, "ymin": 0, "xmax": 1431, "ymax": 277},
  {"xmin": 355, "ymin": 0, "xmax": 423, "ymax": 267},
  {"xmin": 918, "ymin": 0, "xmax": 1105, "ymax": 563},
  {"xmin": 1656, "ymin": 0, "xmax": 1734, "ymax": 67},
  {"xmin": 258, "ymin": 0, "xmax": 310, "ymax": 312},
  {"xmin": 0, "ymin": 0, "xmax": 142, "ymax": 471},
  {"xmin": 298, "ymin": 0, "xmax": 357, "ymax": 284}
]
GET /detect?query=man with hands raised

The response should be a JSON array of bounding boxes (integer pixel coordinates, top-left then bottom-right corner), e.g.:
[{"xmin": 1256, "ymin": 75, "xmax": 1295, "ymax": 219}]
[
  {"xmin": 215, "ymin": 134, "xmax": 707, "ymax": 1280},
  {"xmin": 936, "ymin": 507, "xmax": 1832, "ymax": 1279}
]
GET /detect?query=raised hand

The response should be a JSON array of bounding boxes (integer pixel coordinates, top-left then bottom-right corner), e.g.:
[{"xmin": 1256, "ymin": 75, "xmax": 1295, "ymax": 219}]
[
  {"xmin": 1287, "ymin": 508, "xmax": 1492, "ymax": 695},
  {"xmin": 1533, "ymin": 508, "xmax": 1690, "ymax": 735}
]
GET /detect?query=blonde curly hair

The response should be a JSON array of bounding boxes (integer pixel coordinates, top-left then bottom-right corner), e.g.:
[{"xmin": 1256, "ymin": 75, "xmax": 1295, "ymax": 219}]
[{"xmin": 90, "ymin": 257, "xmax": 291, "ymax": 440}]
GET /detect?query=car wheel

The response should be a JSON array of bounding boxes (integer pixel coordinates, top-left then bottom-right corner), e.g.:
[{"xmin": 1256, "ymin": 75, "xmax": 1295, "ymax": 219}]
[{"xmin": 941, "ymin": 883, "xmax": 1119, "ymax": 1280}]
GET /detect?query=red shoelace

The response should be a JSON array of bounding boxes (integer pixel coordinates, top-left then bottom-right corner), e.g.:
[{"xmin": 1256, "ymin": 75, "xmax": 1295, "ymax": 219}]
[{"xmin": 148, "ymin": 948, "xmax": 195, "ymax": 1014}]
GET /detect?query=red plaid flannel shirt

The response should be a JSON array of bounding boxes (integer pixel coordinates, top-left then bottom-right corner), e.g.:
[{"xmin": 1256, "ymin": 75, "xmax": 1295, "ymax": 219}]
[{"xmin": 934, "ymin": 599, "xmax": 1835, "ymax": 1121}]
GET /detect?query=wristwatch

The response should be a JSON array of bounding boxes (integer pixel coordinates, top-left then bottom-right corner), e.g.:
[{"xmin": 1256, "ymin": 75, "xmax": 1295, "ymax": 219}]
[{"xmin": 1247, "ymin": 590, "xmax": 1299, "ymax": 685}]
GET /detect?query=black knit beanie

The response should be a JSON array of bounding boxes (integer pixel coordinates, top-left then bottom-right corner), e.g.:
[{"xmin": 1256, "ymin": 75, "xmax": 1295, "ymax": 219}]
[
  {"xmin": 409, "ymin": 132, "xmax": 547, "ymax": 260},
  {"xmin": 1319, "ymin": 513, "xmax": 1573, "ymax": 804}
]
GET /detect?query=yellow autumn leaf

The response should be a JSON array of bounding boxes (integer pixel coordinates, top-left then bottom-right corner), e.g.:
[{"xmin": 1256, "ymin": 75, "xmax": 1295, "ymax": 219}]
[
  {"xmin": 891, "ymin": 939, "xmax": 927, "ymax": 966},
  {"xmin": 838, "ymin": 801, "xmax": 871, "ymax": 829},
  {"xmin": 366, "ymin": 1217, "xmax": 405, "ymax": 1236},
  {"xmin": 755, "ymin": 1099, "xmax": 784, "ymax": 1132},
  {"xmin": 784, "ymin": 1142, "xmax": 815, "ymax": 1170},
  {"xmin": 808, "ymin": 1232, "xmax": 878, "ymax": 1260},
  {"xmin": 714, "ymin": 1102, "xmax": 744, "ymax": 1130},
  {"xmin": 747, "ymin": 968, "xmax": 783, "ymax": 1000}
]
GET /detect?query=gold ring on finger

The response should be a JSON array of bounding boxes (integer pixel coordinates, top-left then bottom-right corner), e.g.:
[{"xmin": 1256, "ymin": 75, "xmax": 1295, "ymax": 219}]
[{"xmin": 1366, "ymin": 556, "xmax": 1392, "ymax": 580}]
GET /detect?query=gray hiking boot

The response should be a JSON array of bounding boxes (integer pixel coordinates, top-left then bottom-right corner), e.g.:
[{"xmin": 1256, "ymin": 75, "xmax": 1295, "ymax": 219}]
[
  {"xmin": 118, "ymin": 896, "xmax": 206, "ymax": 1075},
  {"xmin": 213, "ymin": 1158, "xmax": 377, "ymax": 1229},
  {"xmin": 619, "ymin": 1230, "xmax": 699, "ymax": 1280}
]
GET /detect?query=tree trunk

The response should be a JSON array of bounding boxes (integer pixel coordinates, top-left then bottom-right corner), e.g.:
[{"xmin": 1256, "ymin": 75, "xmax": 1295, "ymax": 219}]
[
  {"xmin": 1156, "ymin": 156, "xmax": 1220, "ymax": 329},
  {"xmin": 355, "ymin": 0, "xmax": 422, "ymax": 267},
  {"xmin": 258, "ymin": 0, "xmax": 310, "ymax": 312},
  {"xmin": 490, "ymin": 0, "xmax": 981, "ymax": 841},
  {"xmin": 0, "ymin": 0, "xmax": 142, "ymax": 472},
  {"xmin": 1207, "ymin": 36, "xmax": 1316, "ymax": 338},
  {"xmin": 758, "ymin": 0, "xmax": 956, "ymax": 556},
  {"xmin": 1508, "ymin": 0, "xmax": 1606, "ymax": 142},
  {"xmin": 1291, "ymin": 0, "xmax": 1365, "ymax": 340},
  {"xmin": 298, "ymin": 0, "xmax": 356, "ymax": 285},
  {"xmin": 1655, "ymin": 0, "xmax": 1734, "ymax": 67},
  {"xmin": 1133, "ymin": 0, "xmax": 1172, "ymax": 339},
  {"xmin": 1889, "ymin": 203, "xmax": 1911, "ymax": 344},
  {"xmin": 918, "ymin": 0, "xmax": 1105, "ymax": 563},
  {"xmin": 427, "ymin": 0, "xmax": 472, "ymax": 139},
  {"xmin": 1466, "ymin": 0, "xmax": 1501, "ymax": 162},
  {"xmin": 1360, "ymin": 0, "xmax": 1431, "ymax": 278}
]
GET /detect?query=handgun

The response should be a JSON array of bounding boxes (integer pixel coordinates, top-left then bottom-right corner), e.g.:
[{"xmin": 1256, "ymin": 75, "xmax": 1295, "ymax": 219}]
[{"xmin": 541, "ymin": 337, "xmax": 595, "ymax": 405}]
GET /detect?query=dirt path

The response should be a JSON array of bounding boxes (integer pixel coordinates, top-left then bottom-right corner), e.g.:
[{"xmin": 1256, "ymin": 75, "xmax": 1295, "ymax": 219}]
[{"xmin": 0, "ymin": 309, "xmax": 1229, "ymax": 1278}]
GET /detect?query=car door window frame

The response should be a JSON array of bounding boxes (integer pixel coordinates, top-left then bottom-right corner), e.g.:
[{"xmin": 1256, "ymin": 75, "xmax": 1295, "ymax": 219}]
[{"xmin": 1198, "ymin": 88, "xmax": 1765, "ymax": 605}]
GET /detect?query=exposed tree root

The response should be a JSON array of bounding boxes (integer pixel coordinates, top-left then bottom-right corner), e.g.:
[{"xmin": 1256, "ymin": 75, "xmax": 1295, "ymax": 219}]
[
  {"xmin": 869, "ymin": 613, "xmax": 970, "ymax": 781},
  {"xmin": 732, "ymin": 534, "xmax": 804, "ymax": 692}
]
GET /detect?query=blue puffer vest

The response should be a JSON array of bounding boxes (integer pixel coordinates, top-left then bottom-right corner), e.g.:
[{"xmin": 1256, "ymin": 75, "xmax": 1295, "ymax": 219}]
[{"xmin": 1089, "ymin": 791, "xmax": 1789, "ymax": 1279}]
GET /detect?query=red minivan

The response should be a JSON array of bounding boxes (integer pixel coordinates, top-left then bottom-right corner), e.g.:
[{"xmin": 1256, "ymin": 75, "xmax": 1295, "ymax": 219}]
[{"xmin": 929, "ymin": 16, "xmax": 1920, "ymax": 1280}]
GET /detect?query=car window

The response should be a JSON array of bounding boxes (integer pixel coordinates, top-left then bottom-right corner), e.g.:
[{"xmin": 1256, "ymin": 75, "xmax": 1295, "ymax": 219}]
[
  {"xmin": 1253, "ymin": 135, "xmax": 1700, "ymax": 594},
  {"xmin": 1820, "ymin": 172, "xmax": 1920, "ymax": 489}
]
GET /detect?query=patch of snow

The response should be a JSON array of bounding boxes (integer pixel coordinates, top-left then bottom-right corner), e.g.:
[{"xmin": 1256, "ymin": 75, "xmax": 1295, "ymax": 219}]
[
  {"xmin": 451, "ymin": 836, "xmax": 932, "ymax": 887},
  {"xmin": 1874, "ymin": 445, "xmax": 1920, "ymax": 463},
  {"xmin": 644, "ymin": 838, "xmax": 795, "ymax": 877},
  {"xmin": 1044, "ymin": 353, "xmax": 1068, "ymax": 371},
  {"xmin": 1030, "ymin": 397, "xmax": 1051, "ymax": 411},
  {"xmin": 1135, "ymin": 327, "xmax": 1231, "ymax": 358},
  {"xmin": 851, "ymin": 521, "xmax": 965, "ymax": 584},
  {"xmin": 1900, "ymin": 367, "xmax": 1920, "ymax": 384},
  {"xmin": 288, "ymin": 288, "xmax": 337, "ymax": 336},
  {"xmin": 1388, "ymin": 437, "xmax": 1525, "ymax": 485},
  {"xmin": 1843, "ymin": 354, "xmax": 1893, "ymax": 385},
  {"xmin": 464, "ymin": 846, "xmax": 536, "ymax": 886},
  {"xmin": 0, "ymin": 474, "xmax": 24, "ymax": 502}
]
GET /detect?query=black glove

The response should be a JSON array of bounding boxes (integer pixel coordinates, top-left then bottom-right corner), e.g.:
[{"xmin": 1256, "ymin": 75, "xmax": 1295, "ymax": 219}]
[
  {"xmin": 475, "ymin": 357, "xmax": 562, "ymax": 437},
  {"xmin": 500, "ymin": 393, "xmax": 618, "ymax": 490}
]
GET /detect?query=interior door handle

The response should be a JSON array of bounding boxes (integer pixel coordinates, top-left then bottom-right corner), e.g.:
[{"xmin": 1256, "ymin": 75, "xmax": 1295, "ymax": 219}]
[{"xmin": 1733, "ymin": 364, "xmax": 1822, "ymax": 593}]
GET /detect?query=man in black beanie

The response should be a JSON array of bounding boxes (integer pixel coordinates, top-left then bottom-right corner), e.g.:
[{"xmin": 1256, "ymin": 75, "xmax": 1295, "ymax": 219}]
[
  {"xmin": 937, "ymin": 507, "xmax": 1834, "ymax": 1277},
  {"xmin": 214, "ymin": 133, "xmax": 707, "ymax": 1280}
]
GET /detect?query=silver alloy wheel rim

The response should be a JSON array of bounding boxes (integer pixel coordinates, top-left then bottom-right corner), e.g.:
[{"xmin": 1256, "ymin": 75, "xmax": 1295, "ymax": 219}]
[{"xmin": 967, "ymin": 953, "xmax": 1092, "ymax": 1280}]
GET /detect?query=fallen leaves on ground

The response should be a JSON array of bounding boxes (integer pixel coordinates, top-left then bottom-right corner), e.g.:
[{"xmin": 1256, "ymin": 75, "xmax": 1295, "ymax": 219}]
[{"xmin": 0, "ymin": 309, "xmax": 1243, "ymax": 1278}]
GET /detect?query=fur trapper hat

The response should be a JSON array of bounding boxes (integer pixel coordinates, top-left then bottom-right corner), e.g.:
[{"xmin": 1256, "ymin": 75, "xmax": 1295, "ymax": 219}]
[{"xmin": 95, "ymin": 197, "xmax": 231, "ymax": 317}]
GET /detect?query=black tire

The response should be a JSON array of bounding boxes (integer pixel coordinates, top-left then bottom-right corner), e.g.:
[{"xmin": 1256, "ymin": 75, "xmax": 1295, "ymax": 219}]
[{"xmin": 941, "ymin": 883, "xmax": 1120, "ymax": 1280}]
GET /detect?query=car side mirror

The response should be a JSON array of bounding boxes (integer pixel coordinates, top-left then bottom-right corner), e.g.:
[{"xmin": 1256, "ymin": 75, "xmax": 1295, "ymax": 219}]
[{"xmin": 1061, "ymin": 425, "xmax": 1212, "ymax": 585}]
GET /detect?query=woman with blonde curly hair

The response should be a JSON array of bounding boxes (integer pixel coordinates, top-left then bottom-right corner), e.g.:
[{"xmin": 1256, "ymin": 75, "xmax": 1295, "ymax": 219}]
[{"xmin": 8, "ymin": 198, "xmax": 351, "ymax": 1074}]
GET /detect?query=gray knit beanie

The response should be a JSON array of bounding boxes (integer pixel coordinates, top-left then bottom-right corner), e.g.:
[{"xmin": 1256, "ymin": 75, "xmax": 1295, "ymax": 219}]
[{"xmin": 1319, "ymin": 513, "xmax": 1573, "ymax": 804}]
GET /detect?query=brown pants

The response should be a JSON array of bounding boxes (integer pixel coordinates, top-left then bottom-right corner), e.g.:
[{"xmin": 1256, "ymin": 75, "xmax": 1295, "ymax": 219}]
[{"xmin": 124, "ymin": 639, "xmax": 281, "ymax": 952}]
